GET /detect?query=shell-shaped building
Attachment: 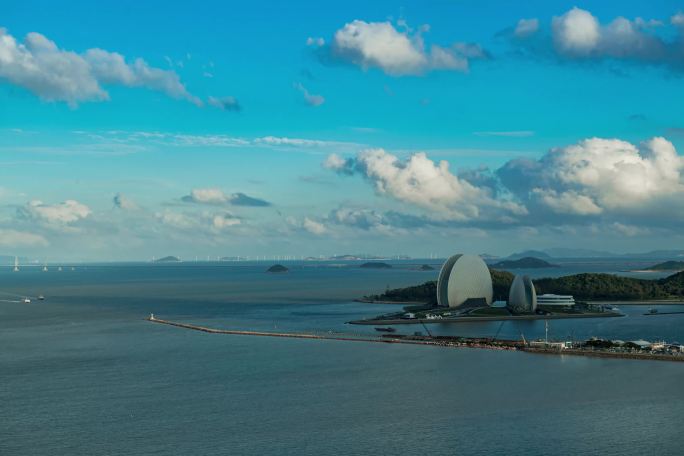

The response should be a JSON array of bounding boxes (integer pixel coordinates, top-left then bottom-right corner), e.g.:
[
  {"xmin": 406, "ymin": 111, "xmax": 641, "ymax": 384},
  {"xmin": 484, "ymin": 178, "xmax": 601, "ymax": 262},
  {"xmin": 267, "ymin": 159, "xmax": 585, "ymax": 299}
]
[
  {"xmin": 507, "ymin": 275, "xmax": 537, "ymax": 313},
  {"xmin": 437, "ymin": 254, "xmax": 493, "ymax": 308}
]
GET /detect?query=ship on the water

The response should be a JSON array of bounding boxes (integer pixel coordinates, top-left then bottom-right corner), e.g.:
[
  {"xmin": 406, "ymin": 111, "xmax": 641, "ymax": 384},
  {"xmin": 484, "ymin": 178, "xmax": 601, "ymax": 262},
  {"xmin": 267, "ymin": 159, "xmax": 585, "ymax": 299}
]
[{"xmin": 374, "ymin": 327, "xmax": 396, "ymax": 333}]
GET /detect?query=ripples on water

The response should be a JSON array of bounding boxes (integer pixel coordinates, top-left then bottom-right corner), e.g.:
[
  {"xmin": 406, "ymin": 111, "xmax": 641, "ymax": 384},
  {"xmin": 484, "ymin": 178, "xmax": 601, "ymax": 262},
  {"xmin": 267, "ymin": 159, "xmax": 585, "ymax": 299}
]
[{"xmin": 1, "ymin": 261, "xmax": 683, "ymax": 455}]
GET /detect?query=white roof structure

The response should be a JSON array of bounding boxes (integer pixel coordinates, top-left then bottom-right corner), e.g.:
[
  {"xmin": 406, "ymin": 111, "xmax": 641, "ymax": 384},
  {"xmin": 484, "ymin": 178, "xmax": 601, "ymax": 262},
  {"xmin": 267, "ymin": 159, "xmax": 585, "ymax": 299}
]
[
  {"xmin": 507, "ymin": 275, "xmax": 537, "ymax": 313},
  {"xmin": 437, "ymin": 254, "xmax": 493, "ymax": 308}
]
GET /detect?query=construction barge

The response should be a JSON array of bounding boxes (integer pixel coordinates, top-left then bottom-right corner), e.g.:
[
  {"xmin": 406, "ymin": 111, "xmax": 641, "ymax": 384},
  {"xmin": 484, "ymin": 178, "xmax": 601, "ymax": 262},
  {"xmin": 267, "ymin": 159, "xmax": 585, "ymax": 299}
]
[{"xmin": 147, "ymin": 315, "xmax": 684, "ymax": 363}]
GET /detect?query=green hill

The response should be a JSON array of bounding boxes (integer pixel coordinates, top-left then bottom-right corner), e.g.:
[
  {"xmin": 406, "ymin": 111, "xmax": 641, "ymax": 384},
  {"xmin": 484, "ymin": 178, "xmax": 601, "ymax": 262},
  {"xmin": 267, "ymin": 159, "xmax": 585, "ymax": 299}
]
[
  {"xmin": 365, "ymin": 269, "xmax": 684, "ymax": 303},
  {"xmin": 360, "ymin": 262, "xmax": 392, "ymax": 269},
  {"xmin": 154, "ymin": 255, "xmax": 181, "ymax": 263},
  {"xmin": 648, "ymin": 261, "xmax": 684, "ymax": 271},
  {"xmin": 266, "ymin": 264, "xmax": 289, "ymax": 273}
]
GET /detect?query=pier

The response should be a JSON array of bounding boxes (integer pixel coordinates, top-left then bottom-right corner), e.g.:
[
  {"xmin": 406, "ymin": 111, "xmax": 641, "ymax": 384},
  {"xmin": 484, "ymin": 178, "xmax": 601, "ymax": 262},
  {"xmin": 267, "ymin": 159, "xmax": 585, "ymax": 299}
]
[
  {"xmin": 147, "ymin": 316, "xmax": 434, "ymax": 347},
  {"xmin": 147, "ymin": 315, "xmax": 684, "ymax": 362}
]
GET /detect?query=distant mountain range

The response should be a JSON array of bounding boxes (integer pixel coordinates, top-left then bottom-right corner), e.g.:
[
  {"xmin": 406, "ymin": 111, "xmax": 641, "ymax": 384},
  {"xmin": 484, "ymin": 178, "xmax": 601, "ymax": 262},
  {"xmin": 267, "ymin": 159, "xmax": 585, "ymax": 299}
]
[
  {"xmin": 503, "ymin": 249, "xmax": 684, "ymax": 260},
  {"xmin": 504, "ymin": 250, "xmax": 553, "ymax": 260},
  {"xmin": 491, "ymin": 257, "xmax": 557, "ymax": 269}
]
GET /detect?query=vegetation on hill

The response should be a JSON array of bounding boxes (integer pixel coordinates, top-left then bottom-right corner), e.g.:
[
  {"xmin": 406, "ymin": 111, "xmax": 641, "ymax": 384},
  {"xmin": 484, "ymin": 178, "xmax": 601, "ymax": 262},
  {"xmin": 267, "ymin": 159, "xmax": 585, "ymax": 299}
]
[
  {"xmin": 491, "ymin": 269, "xmax": 514, "ymax": 299},
  {"xmin": 155, "ymin": 255, "xmax": 181, "ymax": 263},
  {"xmin": 360, "ymin": 262, "xmax": 392, "ymax": 269},
  {"xmin": 366, "ymin": 281, "xmax": 438, "ymax": 304},
  {"xmin": 647, "ymin": 261, "xmax": 684, "ymax": 271},
  {"xmin": 364, "ymin": 269, "xmax": 684, "ymax": 303},
  {"xmin": 491, "ymin": 257, "xmax": 557, "ymax": 269}
]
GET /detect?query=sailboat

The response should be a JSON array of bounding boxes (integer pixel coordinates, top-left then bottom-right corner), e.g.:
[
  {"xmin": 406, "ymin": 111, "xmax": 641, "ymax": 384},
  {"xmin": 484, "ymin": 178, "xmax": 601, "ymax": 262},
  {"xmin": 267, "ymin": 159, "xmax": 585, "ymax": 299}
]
[{"xmin": 13, "ymin": 256, "xmax": 19, "ymax": 272}]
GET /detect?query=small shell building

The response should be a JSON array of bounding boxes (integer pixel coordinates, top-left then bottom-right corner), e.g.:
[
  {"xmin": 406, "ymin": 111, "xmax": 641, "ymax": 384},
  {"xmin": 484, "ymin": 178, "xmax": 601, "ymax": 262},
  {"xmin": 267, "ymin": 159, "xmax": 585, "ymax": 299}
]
[
  {"xmin": 437, "ymin": 254, "xmax": 493, "ymax": 308},
  {"xmin": 507, "ymin": 275, "xmax": 537, "ymax": 313}
]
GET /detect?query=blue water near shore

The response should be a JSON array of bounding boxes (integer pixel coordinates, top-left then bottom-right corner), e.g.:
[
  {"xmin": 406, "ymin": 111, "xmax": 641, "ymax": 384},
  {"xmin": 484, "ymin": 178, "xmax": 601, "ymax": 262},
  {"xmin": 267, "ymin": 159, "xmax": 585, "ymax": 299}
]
[{"xmin": 1, "ymin": 261, "xmax": 683, "ymax": 455}]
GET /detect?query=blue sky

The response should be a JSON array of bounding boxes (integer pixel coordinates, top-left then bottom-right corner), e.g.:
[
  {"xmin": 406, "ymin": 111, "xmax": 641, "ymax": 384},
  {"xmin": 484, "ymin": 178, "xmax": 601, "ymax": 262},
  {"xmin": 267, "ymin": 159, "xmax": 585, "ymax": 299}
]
[{"xmin": 2, "ymin": 0, "xmax": 684, "ymax": 260}]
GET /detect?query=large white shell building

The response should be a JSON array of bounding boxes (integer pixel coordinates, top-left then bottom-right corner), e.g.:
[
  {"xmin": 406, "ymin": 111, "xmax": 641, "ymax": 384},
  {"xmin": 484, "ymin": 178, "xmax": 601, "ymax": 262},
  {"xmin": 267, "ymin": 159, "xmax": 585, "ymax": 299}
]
[
  {"xmin": 437, "ymin": 254, "xmax": 493, "ymax": 308},
  {"xmin": 507, "ymin": 275, "xmax": 537, "ymax": 314}
]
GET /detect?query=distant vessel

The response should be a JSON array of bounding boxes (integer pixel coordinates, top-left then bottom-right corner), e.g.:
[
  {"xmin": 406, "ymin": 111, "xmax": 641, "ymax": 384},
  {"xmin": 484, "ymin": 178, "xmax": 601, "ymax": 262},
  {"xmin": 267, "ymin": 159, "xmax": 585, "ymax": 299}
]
[
  {"xmin": 649, "ymin": 308, "xmax": 658, "ymax": 314},
  {"xmin": 13, "ymin": 256, "xmax": 19, "ymax": 272},
  {"xmin": 58, "ymin": 266, "xmax": 63, "ymax": 272},
  {"xmin": 374, "ymin": 327, "xmax": 396, "ymax": 333},
  {"xmin": 22, "ymin": 297, "xmax": 31, "ymax": 304},
  {"xmin": 38, "ymin": 295, "xmax": 45, "ymax": 301}
]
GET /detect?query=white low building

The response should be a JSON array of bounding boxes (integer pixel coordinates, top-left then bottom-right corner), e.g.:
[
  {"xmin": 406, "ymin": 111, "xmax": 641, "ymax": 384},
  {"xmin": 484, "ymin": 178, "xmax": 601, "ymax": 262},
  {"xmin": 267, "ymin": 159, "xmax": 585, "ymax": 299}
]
[{"xmin": 537, "ymin": 294, "xmax": 575, "ymax": 307}]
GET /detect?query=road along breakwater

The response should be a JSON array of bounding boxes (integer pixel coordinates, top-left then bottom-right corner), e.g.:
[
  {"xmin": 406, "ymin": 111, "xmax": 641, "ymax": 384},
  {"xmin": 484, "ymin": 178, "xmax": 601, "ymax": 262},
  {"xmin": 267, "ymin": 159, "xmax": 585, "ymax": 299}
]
[{"xmin": 147, "ymin": 316, "xmax": 684, "ymax": 363}]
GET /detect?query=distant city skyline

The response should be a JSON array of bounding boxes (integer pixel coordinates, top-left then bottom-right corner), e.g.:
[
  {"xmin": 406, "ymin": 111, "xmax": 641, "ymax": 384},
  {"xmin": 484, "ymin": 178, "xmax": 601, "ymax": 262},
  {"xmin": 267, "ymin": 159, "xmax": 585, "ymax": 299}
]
[{"xmin": 2, "ymin": 1, "xmax": 684, "ymax": 260}]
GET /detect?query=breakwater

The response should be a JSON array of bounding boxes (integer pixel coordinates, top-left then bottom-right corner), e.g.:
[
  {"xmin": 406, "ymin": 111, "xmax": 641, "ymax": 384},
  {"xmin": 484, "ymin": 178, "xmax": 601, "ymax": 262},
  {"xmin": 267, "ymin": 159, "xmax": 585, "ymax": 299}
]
[
  {"xmin": 349, "ymin": 311, "xmax": 621, "ymax": 325},
  {"xmin": 147, "ymin": 316, "xmax": 684, "ymax": 362},
  {"xmin": 147, "ymin": 316, "xmax": 431, "ymax": 346}
]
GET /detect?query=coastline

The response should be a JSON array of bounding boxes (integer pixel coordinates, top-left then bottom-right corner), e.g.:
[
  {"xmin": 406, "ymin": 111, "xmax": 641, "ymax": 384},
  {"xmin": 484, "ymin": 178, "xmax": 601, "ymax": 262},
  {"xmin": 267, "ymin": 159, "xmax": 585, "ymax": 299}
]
[
  {"xmin": 587, "ymin": 300, "xmax": 684, "ymax": 305},
  {"xmin": 358, "ymin": 298, "xmax": 684, "ymax": 306},
  {"xmin": 354, "ymin": 298, "xmax": 426, "ymax": 305},
  {"xmin": 349, "ymin": 311, "xmax": 623, "ymax": 325}
]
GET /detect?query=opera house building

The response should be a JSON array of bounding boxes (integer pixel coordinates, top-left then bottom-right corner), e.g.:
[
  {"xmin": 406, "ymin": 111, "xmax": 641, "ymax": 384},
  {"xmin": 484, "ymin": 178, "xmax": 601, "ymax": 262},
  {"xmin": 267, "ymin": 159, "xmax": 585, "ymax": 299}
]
[
  {"xmin": 507, "ymin": 275, "xmax": 537, "ymax": 314},
  {"xmin": 437, "ymin": 254, "xmax": 493, "ymax": 308}
]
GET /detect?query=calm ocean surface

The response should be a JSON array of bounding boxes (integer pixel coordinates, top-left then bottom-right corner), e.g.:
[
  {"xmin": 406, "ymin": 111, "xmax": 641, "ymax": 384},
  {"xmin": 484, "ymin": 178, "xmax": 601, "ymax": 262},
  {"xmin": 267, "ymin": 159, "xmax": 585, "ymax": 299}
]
[{"xmin": 1, "ymin": 260, "xmax": 683, "ymax": 455}]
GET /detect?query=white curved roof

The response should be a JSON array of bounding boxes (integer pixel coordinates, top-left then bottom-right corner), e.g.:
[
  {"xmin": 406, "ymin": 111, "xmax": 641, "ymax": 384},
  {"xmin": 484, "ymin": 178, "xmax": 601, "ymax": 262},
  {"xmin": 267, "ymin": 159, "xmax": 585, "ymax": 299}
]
[
  {"xmin": 437, "ymin": 254, "xmax": 493, "ymax": 308},
  {"xmin": 507, "ymin": 275, "xmax": 537, "ymax": 313}
]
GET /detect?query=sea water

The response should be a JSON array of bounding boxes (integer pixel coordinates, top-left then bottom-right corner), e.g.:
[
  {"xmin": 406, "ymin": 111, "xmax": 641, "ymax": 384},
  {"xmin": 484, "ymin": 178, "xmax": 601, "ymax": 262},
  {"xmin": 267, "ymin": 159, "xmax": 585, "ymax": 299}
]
[{"xmin": 1, "ymin": 262, "xmax": 683, "ymax": 455}]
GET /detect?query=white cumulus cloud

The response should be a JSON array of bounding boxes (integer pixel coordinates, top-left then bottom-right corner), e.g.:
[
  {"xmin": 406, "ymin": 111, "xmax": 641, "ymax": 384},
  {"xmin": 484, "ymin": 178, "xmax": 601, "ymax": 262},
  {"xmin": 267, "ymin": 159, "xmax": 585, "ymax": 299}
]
[
  {"xmin": 0, "ymin": 27, "xmax": 200, "ymax": 106},
  {"xmin": 552, "ymin": 7, "xmax": 601, "ymax": 55},
  {"xmin": 302, "ymin": 217, "xmax": 327, "ymax": 235},
  {"xmin": 498, "ymin": 137, "xmax": 684, "ymax": 217},
  {"xmin": 515, "ymin": 18, "xmax": 540, "ymax": 38},
  {"xmin": 19, "ymin": 199, "xmax": 91, "ymax": 225},
  {"xmin": 515, "ymin": 8, "xmax": 684, "ymax": 70},
  {"xmin": 184, "ymin": 188, "xmax": 230, "ymax": 205},
  {"xmin": 328, "ymin": 20, "xmax": 486, "ymax": 76},
  {"xmin": 325, "ymin": 148, "xmax": 526, "ymax": 221},
  {"xmin": 211, "ymin": 213, "xmax": 241, "ymax": 230}
]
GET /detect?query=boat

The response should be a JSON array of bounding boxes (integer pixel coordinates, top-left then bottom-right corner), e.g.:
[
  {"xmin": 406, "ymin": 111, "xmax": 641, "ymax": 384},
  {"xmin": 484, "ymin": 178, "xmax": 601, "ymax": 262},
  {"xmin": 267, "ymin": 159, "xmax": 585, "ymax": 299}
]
[
  {"xmin": 649, "ymin": 308, "xmax": 658, "ymax": 314},
  {"xmin": 22, "ymin": 297, "xmax": 31, "ymax": 304},
  {"xmin": 38, "ymin": 295, "xmax": 45, "ymax": 301},
  {"xmin": 374, "ymin": 327, "xmax": 396, "ymax": 333}
]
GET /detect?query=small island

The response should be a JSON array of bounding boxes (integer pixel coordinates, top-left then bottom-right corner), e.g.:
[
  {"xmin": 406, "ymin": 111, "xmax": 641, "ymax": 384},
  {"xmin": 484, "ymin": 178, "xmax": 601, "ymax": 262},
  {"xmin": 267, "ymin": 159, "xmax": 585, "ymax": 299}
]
[
  {"xmin": 418, "ymin": 264, "xmax": 435, "ymax": 271},
  {"xmin": 266, "ymin": 264, "xmax": 289, "ymax": 273},
  {"xmin": 154, "ymin": 255, "xmax": 181, "ymax": 263},
  {"xmin": 360, "ymin": 262, "xmax": 392, "ymax": 269},
  {"xmin": 491, "ymin": 256, "xmax": 557, "ymax": 269}
]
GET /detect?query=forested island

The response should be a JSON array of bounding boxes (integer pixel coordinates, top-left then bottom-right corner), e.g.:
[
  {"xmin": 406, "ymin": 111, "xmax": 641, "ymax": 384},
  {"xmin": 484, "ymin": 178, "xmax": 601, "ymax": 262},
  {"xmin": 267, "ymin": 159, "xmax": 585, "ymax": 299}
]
[
  {"xmin": 360, "ymin": 262, "xmax": 392, "ymax": 269},
  {"xmin": 363, "ymin": 269, "xmax": 684, "ymax": 303},
  {"xmin": 646, "ymin": 261, "xmax": 684, "ymax": 271},
  {"xmin": 154, "ymin": 256, "xmax": 181, "ymax": 263}
]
